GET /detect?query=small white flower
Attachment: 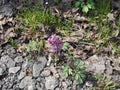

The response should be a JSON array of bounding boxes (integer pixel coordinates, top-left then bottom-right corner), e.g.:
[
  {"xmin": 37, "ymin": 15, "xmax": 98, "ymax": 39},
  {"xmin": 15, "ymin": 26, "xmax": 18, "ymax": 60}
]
[{"xmin": 45, "ymin": 2, "xmax": 48, "ymax": 5}]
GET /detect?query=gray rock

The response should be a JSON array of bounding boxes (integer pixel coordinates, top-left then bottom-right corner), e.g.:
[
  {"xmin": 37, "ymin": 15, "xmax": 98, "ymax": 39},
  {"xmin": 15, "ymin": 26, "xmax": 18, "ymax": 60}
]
[
  {"xmin": 112, "ymin": 0, "xmax": 120, "ymax": 11},
  {"xmin": 2, "ymin": 82, "xmax": 9, "ymax": 89},
  {"xmin": 9, "ymin": 75, "xmax": 17, "ymax": 83},
  {"xmin": 0, "ymin": 0, "xmax": 7, "ymax": 6},
  {"xmin": 9, "ymin": 67, "xmax": 20, "ymax": 74},
  {"xmin": 0, "ymin": 4, "xmax": 14, "ymax": 17},
  {"xmin": 93, "ymin": 63, "xmax": 105, "ymax": 74},
  {"xmin": 36, "ymin": 77, "xmax": 45, "ymax": 84},
  {"xmin": 37, "ymin": 56, "xmax": 47, "ymax": 63},
  {"xmin": 33, "ymin": 62, "xmax": 42, "ymax": 77},
  {"xmin": 6, "ymin": 58, "xmax": 15, "ymax": 68},
  {"xmin": 0, "ymin": 54, "xmax": 15, "ymax": 68},
  {"xmin": 33, "ymin": 57, "xmax": 47, "ymax": 77},
  {"xmin": 22, "ymin": 58, "xmax": 28, "ymax": 70},
  {"xmin": 18, "ymin": 71, "xmax": 26, "ymax": 80},
  {"xmin": 55, "ymin": 87, "xmax": 60, "ymax": 90},
  {"xmin": 41, "ymin": 69, "xmax": 50, "ymax": 77},
  {"xmin": 72, "ymin": 80, "xmax": 78, "ymax": 90},
  {"xmin": 111, "ymin": 75, "xmax": 120, "ymax": 82},
  {"xmin": 45, "ymin": 76, "xmax": 58, "ymax": 90},
  {"xmin": 19, "ymin": 76, "xmax": 36, "ymax": 90},
  {"xmin": 0, "ymin": 68, "xmax": 3, "ymax": 76},
  {"xmin": 14, "ymin": 56, "xmax": 23, "ymax": 63},
  {"xmin": 85, "ymin": 55, "xmax": 105, "ymax": 74},
  {"xmin": 36, "ymin": 77, "xmax": 42, "ymax": 82},
  {"xmin": 65, "ymin": 79, "xmax": 72, "ymax": 87},
  {"xmin": 85, "ymin": 81, "xmax": 93, "ymax": 87},
  {"xmin": 0, "ymin": 64, "xmax": 6, "ymax": 75},
  {"xmin": 22, "ymin": 58, "xmax": 34, "ymax": 72},
  {"xmin": 8, "ymin": 82, "xmax": 14, "ymax": 89},
  {"xmin": 12, "ymin": 85, "xmax": 20, "ymax": 90},
  {"xmin": 0, "ymin": 55, "xmax": 10, "ymax": 64},
  {"xmin": 39, "ymin": 82, "xmax": 45, "ymax": 90},
  {"xmin": 7, "ymin": 47, "xmax": 16, "ymax": 58},
  {"xmin": 62, "ymin": 81, "xmax": 68, "ymax": 90},
  {"xmin": 36, "ymin": 82, "xmax": 43, "ymax": 90}
]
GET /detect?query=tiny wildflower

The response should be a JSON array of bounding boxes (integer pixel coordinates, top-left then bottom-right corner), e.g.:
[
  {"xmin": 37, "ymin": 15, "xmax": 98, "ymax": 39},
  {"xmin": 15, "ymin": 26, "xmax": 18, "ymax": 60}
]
[
  {"xmin": 48, "ymin": 34, "xmax": 63, "ymax": 53},
  {"xmin": 47, "ymin": 34, "xmax": 63, "ymax": 66}
]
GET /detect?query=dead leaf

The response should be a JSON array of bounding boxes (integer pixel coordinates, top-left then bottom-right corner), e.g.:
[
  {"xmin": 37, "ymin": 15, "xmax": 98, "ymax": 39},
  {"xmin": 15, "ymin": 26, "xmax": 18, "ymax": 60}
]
[
  {"xmin": 63, "ymin": 10, "xmax": 72, "ymax": 18},
  {"xmin": 8, "ymin": 17, "xmax": 13, "ymax": 22},
  {"xmin": 63, "ymin": 36, "xmax": 83, "ymax": 42},
  {"xmin": 84, "ymin": 46, "xmax": 93, "ymax": 52},
  {"xmin": 112, "ymin": 57, "xmax": 120, "ymax": 71},
  {"xmin": 27, "ymin": 69, "xmax": 32, "ymax": 75},
  {"xmin": 74, "ymin": 13, "xmax": 86, "ymax": 21},
  {"xmin": 17, "ymin": 45, "xmax": 24, "ymax": 52},
  {"xmin": 9, "ymin": 32, "xmax": 16, "ymax": 37},
  {"xmin": 82, "ymin": 22, "xmax": 89, "ymax": 29},
  {"xmin": 0, "ymin": 14, "xmax": 4, "ymax": 20},
  {"xmin": 71, "ymin": 8, "xmax": 79, "ymax": 13},
  {"xmin": 52, "ymin": 7, "xmax": 61, "ymax": 17},
  {"xmin": 49, "ymin": 66, "xmax": 59, "ymax": 78},
  {"xmin": 107, "ymin": 13, "xmax": 115, "ymax": 21},
  {"xmin": 70, "ymin": 30, "xmax": 84, "ymax": 37},
  {"xmin": 90, "ymin": 23, "xmax": 98, "ymax": 31},
  {"xmin": 0, "ymin": 17, "xmax": 6, "ymax": 25},
  {"xmin": 4, "ymin": 28, "xmax": 16, "ymax": 39},
  {"xmin": 105, "ymin": 60, "xmax": 113, "ymax": 75}
]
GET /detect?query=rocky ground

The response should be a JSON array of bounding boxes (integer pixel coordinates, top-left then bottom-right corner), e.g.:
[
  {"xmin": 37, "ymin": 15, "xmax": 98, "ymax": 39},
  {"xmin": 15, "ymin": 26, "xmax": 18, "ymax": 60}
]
[
  {"xmin": 0, "ymin": 45, "xmax": 120, "ymax": 90},
  {"xmin": 1, "ymin": 45, "xmax": 120, "ymax": 90},
  {"xmin": 0, "ymin": 0, "xmax": 120, "ymax": 90}
]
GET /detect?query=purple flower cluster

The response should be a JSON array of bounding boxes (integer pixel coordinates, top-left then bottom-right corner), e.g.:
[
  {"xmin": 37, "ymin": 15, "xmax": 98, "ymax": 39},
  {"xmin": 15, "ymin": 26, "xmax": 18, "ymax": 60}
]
[{"xmin": 48, "ymin": 34, "xmax": 63, "ymax": 54}]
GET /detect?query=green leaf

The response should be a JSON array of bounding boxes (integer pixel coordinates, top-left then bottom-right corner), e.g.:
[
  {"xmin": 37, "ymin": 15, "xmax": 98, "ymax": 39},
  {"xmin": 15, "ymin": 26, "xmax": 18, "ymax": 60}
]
[
  {"xmin": 78, "ymin": 77, "xmax": 83, "ymax": 84},
  {"xmin": 63, "ymin": 42, "xmax": 69, "ymax": 50},
  {"xmin": 80, "ymin": 73, "xmax": 85, "ymax": 78},
  {"xmin": 68, "ymin": 68, "xmax": 73, "ymax": 75},
  {"xmin": 25, "ymin": 45, "xmax": 30, "ymax": 52},
  {"xmin": 38, "ymin": 39, "xmax": 45, "ymax": 50},
  {"xmin": 75, "ymin": 1, "xmax": 80, "ymax": 8},
  {"xmin": 82, "ymin": 6, "xmax": 89, "ymax": 13},
  {"xmin": 64, "ymin": 72, "xmax": 68, "ymax": 78},
  {"xmin": 75, "ymin": 74, "xmax": 83, "ymax": 84},
  {"xmin": 75, "ymin": 74, "xmax": 79, "ymax": 80},
  {"xmin": 96, "ymin": 73, "xmax": 102, "ymax": 80},
  {"xmin": 87, "ymin": 3, "xmax": 92, "ymax": 9},
  {"xmin": 30, "ymin": 40, "xmax": 37, "ymax": 51}
]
